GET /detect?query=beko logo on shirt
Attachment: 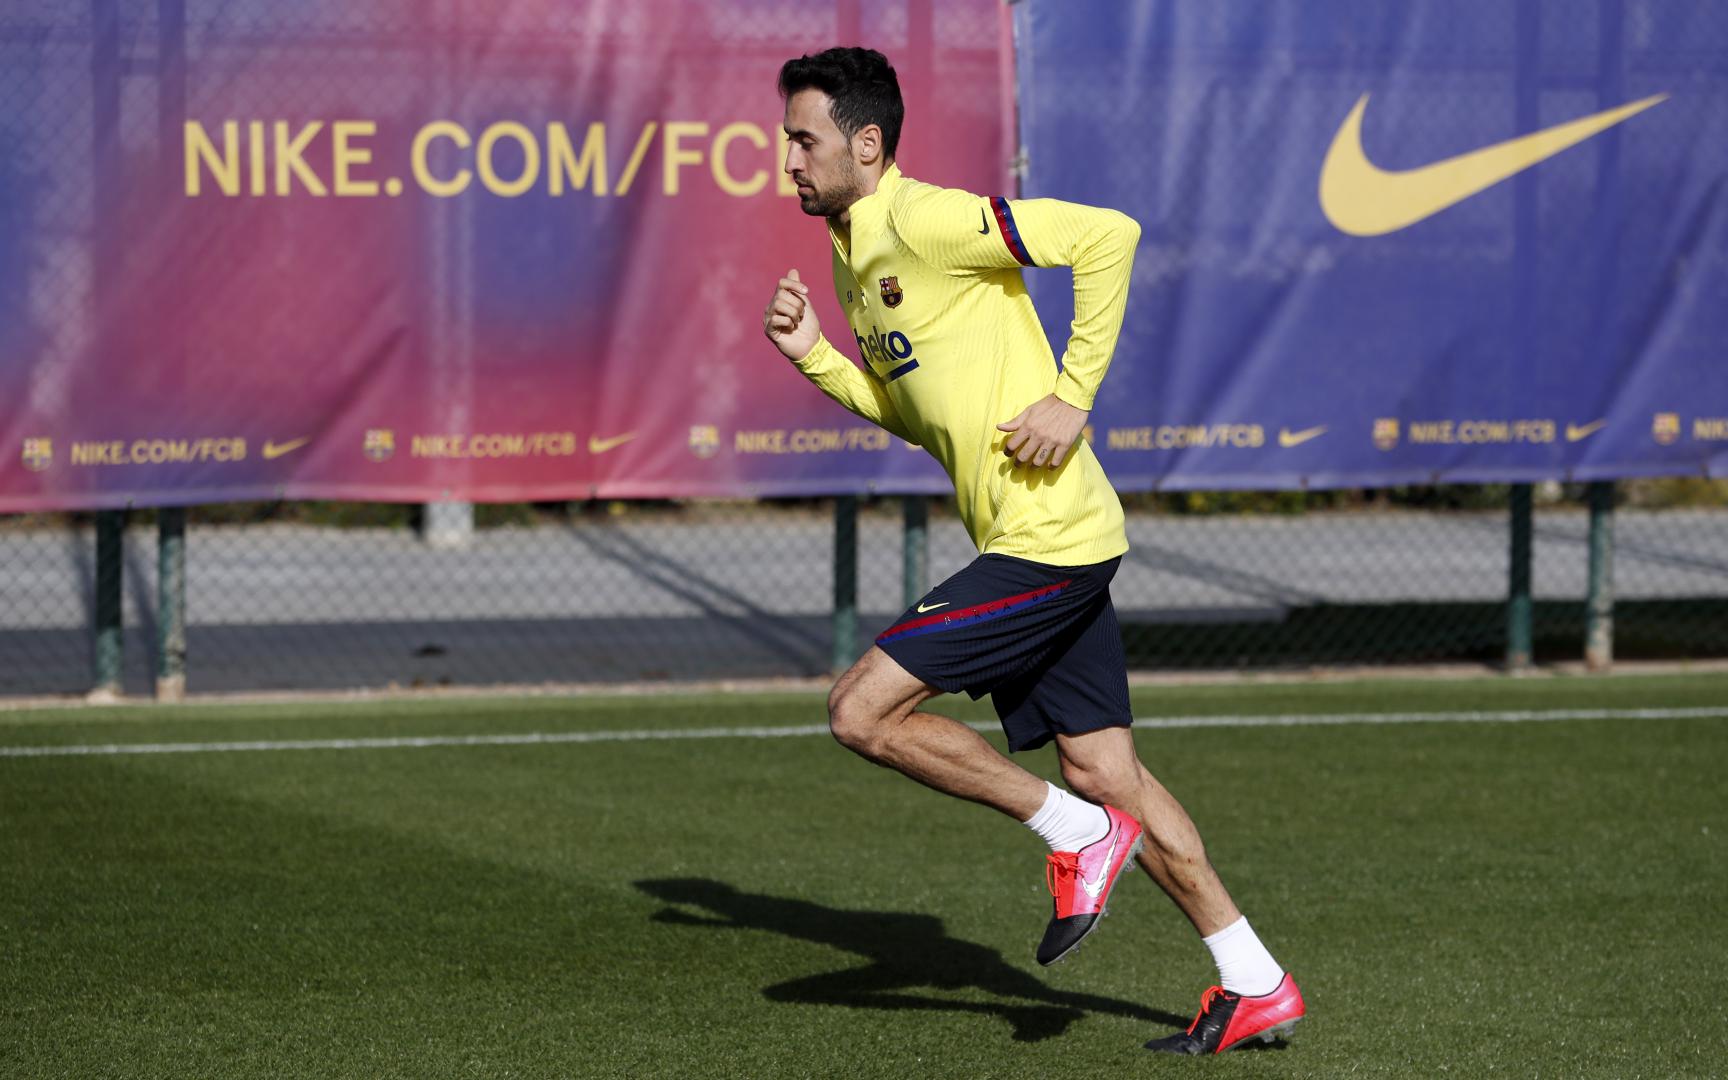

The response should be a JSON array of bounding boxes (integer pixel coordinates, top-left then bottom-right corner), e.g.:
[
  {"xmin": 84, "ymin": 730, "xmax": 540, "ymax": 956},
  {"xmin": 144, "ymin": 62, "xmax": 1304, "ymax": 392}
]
[
  {"xmin": 855, "ymin": 326, "xmax": 912, "ymax": 365},
  {"xmin": 854, "ymin": 325, "xmax": 921, "ymax": 383}
]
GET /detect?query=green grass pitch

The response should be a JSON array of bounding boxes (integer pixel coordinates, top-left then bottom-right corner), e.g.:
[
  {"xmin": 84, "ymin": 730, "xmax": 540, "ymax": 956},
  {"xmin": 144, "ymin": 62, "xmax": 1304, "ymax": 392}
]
[{"xmin": 4, "ymin": 673, "xmax": 1726, "ymax": 1078}]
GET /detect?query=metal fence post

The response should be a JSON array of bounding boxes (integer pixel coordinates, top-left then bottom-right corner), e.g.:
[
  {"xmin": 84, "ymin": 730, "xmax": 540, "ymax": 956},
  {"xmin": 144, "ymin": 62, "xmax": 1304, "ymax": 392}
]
[
  {"xmin": 86, "ymin": 1, "xmax": 123, "ymax": 699},
  {"xmin": 902, "ymin": 495, "xmax": 928, "ymax": 610},
  {"xmin": 92, "ymin": 509, "xmax": 125, "ymax": 698},
  {"xmin": 1585, "ymin": 481, "xmax": 1615, "ymax": 671},
  {"xmin": 424, "ymin": 501, "xmax": 475, "ymax": 549},
  {"xmin": 156, "ymin": 507, "xmax": 187, "ymax": 700},
  {"xmin": 832, "ymin": 496, "xmax": 858, "ymax": 674},
  {"xmin": 1506, "ymin": 484, "xmax": 1534, "ymax": 671}
]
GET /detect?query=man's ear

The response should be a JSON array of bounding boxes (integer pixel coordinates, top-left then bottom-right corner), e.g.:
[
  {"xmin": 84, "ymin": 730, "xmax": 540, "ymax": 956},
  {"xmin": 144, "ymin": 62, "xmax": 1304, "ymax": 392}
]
[{"xmin": 853, "ymin": 123, "xmax": 884, "ymax": 167}]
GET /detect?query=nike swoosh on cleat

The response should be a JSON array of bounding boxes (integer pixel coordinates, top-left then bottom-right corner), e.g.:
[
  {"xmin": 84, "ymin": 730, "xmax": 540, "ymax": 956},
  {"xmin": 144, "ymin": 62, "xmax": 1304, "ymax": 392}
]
[
  {"xmin": 1278, "ymin": 425, "xmax": 1328, "ymax": 448},
  {"xmin": 1320, "ymin": 92, "xmax": 1668, "ymax": 236},
  {"xmin": 1566, "ymin": 419, "xmax": 1608, "ymax": 442},
  {"xmin": 1079, "ymin": 828, "xmax": 1120, "ymax": 899},
  {"xmin": 262, "ymin": 437, "xmax": 310, "ymax": 460}
]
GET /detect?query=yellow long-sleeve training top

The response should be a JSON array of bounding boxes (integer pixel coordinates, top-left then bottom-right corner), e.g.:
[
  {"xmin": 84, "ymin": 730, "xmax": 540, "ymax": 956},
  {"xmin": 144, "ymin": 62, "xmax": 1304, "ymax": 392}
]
[{"xmin": 792, "ymin": 163, "xmax": 1140, "ymax": 567}]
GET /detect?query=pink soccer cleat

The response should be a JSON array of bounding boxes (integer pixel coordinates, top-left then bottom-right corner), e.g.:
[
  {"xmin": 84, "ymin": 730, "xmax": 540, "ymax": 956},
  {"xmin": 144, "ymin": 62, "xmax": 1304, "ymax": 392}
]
[
  {"xmin": 1036, "ymin": 804, "xmax": 1144, "ymax": 965},
  {"xmin": 1144, "ymin": 973, "xmax": 1306, "ymax": 1054}
]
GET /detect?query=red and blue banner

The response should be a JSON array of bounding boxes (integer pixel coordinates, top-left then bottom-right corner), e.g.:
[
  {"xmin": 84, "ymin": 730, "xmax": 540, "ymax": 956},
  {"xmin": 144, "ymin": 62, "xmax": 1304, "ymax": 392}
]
[
  {"xmin": 3, "ymin": 0, "xmax": 1726, "ymax": 511},
  {"xmin": 0, "ymin": 0, "xmax": 1001, "ymax": 510}
]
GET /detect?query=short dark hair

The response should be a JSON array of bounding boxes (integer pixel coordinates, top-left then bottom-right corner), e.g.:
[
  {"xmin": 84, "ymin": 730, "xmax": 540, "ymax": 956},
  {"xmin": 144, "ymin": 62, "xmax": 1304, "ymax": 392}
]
[{"xmin": 778, "ymin": 47, "xmax": 903, "ymax": 159}]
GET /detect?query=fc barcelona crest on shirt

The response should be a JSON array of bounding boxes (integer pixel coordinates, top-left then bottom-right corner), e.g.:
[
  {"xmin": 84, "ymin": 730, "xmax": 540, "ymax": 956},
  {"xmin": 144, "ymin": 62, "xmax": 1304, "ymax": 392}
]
[{"xmin": 878, "ymin": 276, "xmax": 903, "ymax": 308}]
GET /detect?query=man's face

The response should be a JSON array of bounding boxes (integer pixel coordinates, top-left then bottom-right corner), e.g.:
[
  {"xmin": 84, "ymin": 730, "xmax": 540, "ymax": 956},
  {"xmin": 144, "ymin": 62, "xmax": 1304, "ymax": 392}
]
[{"xmin": 783, "ymin": 89, "xmax": 864, "ymax": 219}]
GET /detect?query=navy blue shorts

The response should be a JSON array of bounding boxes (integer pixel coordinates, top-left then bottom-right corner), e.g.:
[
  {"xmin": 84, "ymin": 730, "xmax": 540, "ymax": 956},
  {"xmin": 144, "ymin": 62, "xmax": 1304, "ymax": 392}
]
[{"xmin": 874, "ymin": 554, "xmax": 1132, "ymax": 753}]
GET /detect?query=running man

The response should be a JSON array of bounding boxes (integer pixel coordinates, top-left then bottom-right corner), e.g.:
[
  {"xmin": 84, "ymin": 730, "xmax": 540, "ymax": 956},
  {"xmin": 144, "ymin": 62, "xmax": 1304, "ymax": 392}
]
[{"xmin": 761, "ymin": 47, "xmax": 1304, "ymax": 1055}]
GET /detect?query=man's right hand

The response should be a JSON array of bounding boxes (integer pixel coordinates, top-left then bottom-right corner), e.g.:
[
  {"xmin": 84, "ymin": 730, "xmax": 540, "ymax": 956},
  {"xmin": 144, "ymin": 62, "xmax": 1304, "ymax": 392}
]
[{"xmin": 763, "ymin": 268, "xmax": 820, "ymax": 361}]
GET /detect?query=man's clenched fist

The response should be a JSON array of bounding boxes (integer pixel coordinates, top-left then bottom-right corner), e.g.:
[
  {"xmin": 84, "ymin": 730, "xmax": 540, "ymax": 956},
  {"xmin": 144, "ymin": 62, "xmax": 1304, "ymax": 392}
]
[{"xmin": 763, "ymin": 268, "xmax": 820, "ymax": 362}]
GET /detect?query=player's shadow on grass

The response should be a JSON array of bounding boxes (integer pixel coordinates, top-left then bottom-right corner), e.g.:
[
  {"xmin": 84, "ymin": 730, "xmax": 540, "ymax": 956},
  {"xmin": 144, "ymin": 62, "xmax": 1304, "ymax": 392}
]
[{"xmin": 637, "ymin": 877, "xmax": 1186, "ymax": 1043}]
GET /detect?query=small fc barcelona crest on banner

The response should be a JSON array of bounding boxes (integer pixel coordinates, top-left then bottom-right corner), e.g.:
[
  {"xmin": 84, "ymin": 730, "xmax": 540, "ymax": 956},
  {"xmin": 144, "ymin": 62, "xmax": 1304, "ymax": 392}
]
[
  {"xmin": 1372, "ymin": 418, "xmax": 1400, "ymax": 451},
  {"xmin": 363, "ymin": 429, "xmax": 395, "ymax": 462},
  {"xmin": 689, "ymin": 425, "xmax": 719, "ymax": 459},
  {"xmin": 1652, "ymin": 412, "xmax": 1680, "ymax": 446},
  {"xmin": 21, "ymin": 437, "xmax": 52, "ymax": 472},
  {"xmin": 878, "ymin": 276, "xmax": 903, "ymax": 308}
]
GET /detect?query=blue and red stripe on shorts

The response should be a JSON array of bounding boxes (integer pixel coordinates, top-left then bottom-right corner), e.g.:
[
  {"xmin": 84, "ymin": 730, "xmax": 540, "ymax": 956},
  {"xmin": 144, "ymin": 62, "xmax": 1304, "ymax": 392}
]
[{"xmin": 876, "ymin": 580, "xmax": 1073, "ymax": 644}]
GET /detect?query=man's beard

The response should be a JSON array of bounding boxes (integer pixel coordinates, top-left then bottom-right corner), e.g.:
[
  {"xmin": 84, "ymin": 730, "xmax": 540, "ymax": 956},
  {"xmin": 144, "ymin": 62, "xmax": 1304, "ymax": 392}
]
[{"xmin": 797, "ymin": 157, "xmax": 864, "ymax": 219}]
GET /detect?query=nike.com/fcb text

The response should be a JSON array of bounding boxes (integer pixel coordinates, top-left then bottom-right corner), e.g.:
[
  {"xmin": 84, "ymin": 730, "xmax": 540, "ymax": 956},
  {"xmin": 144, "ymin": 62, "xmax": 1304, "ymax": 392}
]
[
  {"xmin": 734, "ymin": 428, "xmax": 894, "ymax": 455},
  {"xmin": 410, "ymin": 433, "xmax": 579, "ymax": 459},
  {"xmin": 70, "ymin": 438, "xmax": 247, "ymax": 466},
  {"xmin": 183, "ymin": 120, "xmax": 803, "ymax": 199}
]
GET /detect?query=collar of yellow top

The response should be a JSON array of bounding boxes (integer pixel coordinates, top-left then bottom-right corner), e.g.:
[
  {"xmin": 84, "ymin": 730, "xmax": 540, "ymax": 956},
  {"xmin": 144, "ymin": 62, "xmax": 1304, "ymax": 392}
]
[
  {"xmin": 828, "ymin": 162, "xmax": 903, "ymax": 259},
  {"xmin": 862, "ymin": 160, "xmax": 903, "ymax": 204}
]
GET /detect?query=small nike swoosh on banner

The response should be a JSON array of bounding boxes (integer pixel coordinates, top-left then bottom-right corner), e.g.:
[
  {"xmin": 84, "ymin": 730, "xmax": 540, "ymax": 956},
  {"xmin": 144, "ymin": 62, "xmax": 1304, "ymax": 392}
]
[
  {"xmin": 1278, "ymin": 425, "xmax": 1328, "ymax": 448},
  {"xmin": 588, "ymin": 432, "xmax": 637, "ymax": 454},
  {"xmin": 1566, "ymin": 420, "xmax": 1608, "ymax": 442},
  {"xmin": 262, "ymin": 437, "xmax": 310, "ymax": 460},
  {"xmin": 916, "ymin": 600, "xmax": 949, "ymax": 613},
  {"xmin": 1079, "ymin": 830, "xmax": 1119, "ymax": 899},
  {"xmin": 1320, "ymin": 92, "xmax": 1668, "ymax": 236},
  {"xmin": 977, "ymin": 207, "xmax": 989, "ymax": 235}
]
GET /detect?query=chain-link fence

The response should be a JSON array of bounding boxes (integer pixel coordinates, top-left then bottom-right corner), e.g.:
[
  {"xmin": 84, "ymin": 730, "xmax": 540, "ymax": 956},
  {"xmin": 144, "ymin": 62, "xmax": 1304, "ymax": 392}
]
[
  {"xmin": 4, "ymin": 4, "xmax": 1726, "ymax": 699},
  {"xmin": 5, "ymin": 482, "xmax": 1726, "ymax": 699}
]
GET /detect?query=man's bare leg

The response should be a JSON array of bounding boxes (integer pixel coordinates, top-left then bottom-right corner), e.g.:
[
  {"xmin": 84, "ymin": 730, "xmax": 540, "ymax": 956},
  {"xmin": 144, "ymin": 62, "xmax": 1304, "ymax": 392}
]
[
  {"xmin": 1053, "ymin": 725, "xmax": 1240, "ymax": 936},
  {"xmin": 1053, "ymin": 725, "xmax": 1303, "ymax": 1051},
  {"xmin": 827, "ymin": 646, "xmax": 1047, "ymax": 821}
]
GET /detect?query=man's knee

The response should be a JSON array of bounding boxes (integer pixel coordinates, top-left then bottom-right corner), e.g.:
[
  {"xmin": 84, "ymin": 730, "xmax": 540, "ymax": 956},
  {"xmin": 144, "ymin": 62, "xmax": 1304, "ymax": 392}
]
[
  {"xmin": 827, "ymin": 676, "xmax": 888, "ymax": 759},
  {"xmin": 1059, "ymin": 751, "xmax": 1139, "ymax": 807},
  {"xmin": 827, "ymin": 647, "xmax": 933, "ymax": 762}
]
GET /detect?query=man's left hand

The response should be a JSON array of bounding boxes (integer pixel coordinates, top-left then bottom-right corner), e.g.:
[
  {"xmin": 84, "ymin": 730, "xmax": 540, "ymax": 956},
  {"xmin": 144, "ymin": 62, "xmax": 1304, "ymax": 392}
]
[{"xmin": 997, "ymin": 394, "xmax": 1089, "ymax": 469}]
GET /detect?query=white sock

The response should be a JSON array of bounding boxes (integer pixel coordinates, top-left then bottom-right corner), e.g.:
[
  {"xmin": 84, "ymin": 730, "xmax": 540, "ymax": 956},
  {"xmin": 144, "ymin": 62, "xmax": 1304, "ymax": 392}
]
[
  {"xmin": 1022, "ymin": 782, "xmax": 1109, "ymax": 853},
  {"xmin": 1203, "ymin": 916, "xmax": 1284, "ymax": 997}
]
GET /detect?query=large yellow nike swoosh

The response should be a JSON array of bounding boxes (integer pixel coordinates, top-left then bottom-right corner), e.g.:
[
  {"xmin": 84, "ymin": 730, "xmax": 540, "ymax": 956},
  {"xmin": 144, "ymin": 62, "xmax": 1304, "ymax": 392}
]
[
  {"xmin": 1320, "ymin": 92, "xmax": 1668, "ymax": 236},
  {"xmin": 588, "ymin": 432, "xmax": 637, "ymax": 455},
  {"xmin": 1566, "ymin": 419, "xmax": 1608, "ymax": 443},
  {"xmin": 262, "ymin": 437, "xmax": 310, "ymax": 460}
]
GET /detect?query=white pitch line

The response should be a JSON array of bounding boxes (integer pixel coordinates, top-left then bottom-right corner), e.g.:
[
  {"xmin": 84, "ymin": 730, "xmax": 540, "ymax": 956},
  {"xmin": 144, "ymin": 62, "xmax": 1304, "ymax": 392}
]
[
  {"xmin": 1127, "ymin": 705, "xmax": 1728, "ymax": 729},
  {"xmin": 0, "ymin": 706, "xmax": 1723, "ymax": 759},
  {"xmin": 0, "ymin": 723, "xmax": 837, "ymax": 758}
]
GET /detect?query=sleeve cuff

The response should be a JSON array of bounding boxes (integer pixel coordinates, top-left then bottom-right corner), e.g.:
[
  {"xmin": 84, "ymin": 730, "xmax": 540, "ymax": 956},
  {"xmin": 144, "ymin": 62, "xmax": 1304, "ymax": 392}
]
[
  {"xmin": 791, "ymin": 334, "xmax": 837, "ymax": 370},
  {"xmin": 1054, "ymin": 369, "xmax": 1096, "ymax": 411}
]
